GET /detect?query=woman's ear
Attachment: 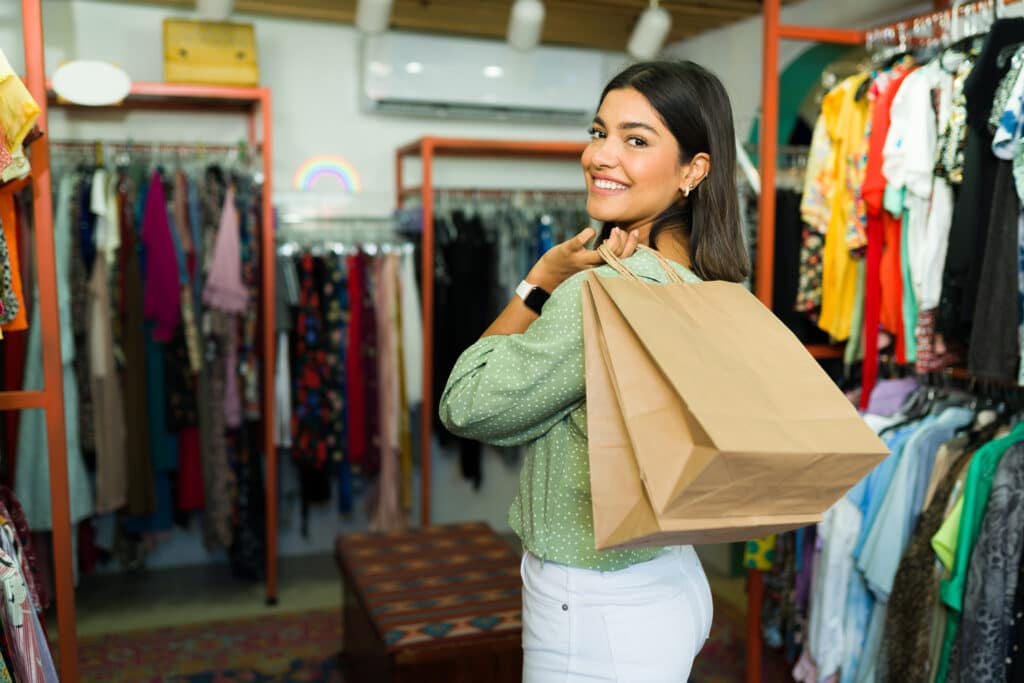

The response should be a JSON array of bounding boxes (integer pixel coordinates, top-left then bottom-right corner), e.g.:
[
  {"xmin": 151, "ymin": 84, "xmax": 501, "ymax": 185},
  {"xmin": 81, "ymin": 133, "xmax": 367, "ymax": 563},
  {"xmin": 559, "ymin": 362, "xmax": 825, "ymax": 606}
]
[{"xmin": 679, "ymin": 153, "xmax": 711, "ymax": 194}]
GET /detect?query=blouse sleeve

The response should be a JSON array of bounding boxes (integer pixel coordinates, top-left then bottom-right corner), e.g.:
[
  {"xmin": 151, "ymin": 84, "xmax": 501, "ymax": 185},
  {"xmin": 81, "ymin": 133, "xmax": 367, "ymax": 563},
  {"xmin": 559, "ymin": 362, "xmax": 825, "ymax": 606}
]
[{"xmin": 439, "ymin": 272, "xmax": 587, "ymax": 447}]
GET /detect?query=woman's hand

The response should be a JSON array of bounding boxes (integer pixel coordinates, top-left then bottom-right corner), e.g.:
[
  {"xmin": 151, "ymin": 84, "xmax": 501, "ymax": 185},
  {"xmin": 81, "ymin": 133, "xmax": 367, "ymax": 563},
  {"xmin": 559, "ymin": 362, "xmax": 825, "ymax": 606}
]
[{"xmin": 526, "ymin": 227, "xmax": 639, "ymax": 292}]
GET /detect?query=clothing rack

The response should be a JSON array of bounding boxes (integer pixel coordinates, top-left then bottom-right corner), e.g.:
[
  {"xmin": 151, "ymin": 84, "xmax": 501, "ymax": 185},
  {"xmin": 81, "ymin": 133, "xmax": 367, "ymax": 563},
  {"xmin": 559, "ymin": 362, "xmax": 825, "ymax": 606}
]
[
  {"xmin": 7, "ymin": 3, "xmax": 276, "ymax": 679},
  {"xmin": 748, "ymin": 1, "xmax": 1024, "ymax": 681},
  {"xmin": 394, "ymin": 137, "xmax": 586, "ymax": 526}
]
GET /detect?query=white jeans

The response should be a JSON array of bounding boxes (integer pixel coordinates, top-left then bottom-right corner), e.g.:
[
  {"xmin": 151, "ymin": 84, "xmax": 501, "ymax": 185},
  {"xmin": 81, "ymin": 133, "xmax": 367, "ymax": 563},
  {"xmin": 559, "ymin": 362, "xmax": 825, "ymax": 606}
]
[{"xmin": 521, "ymin": 546, "xmax": 713, "ymax": 682}]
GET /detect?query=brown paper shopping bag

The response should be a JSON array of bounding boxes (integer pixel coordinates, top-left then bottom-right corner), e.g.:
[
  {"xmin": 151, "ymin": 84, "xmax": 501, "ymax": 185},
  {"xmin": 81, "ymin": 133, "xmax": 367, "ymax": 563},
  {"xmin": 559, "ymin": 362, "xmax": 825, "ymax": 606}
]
[{"xmin": 583, "ymin": 245, "xmax": 888, "ymax": 551}]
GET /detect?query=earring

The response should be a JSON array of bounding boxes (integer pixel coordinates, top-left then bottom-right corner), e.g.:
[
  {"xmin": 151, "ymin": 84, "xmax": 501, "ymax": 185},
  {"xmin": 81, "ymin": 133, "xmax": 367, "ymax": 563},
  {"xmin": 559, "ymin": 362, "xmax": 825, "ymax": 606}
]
[{"xmin": 683, "ymin": 185, "xmax": 691, "ymax": 197}]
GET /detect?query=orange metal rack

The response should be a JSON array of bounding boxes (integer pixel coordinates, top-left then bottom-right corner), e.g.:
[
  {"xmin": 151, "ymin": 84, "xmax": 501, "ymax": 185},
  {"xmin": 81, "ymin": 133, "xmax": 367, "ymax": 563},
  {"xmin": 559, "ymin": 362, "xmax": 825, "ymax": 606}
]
[
  {"xmin": 395, "ymin": 137, "xmax": 587, "ymax": 526},
  {"xmin": 11, "ymin": 2, "xmax": 277, "ymax": 679}
]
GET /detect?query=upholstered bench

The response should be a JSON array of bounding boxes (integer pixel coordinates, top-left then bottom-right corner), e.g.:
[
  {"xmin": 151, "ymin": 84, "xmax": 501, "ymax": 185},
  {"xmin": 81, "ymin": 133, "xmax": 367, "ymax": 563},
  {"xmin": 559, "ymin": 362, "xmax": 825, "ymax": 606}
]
[{"xmin": 335, "ymin": 521, "xmax": 523, "ymax": 682}]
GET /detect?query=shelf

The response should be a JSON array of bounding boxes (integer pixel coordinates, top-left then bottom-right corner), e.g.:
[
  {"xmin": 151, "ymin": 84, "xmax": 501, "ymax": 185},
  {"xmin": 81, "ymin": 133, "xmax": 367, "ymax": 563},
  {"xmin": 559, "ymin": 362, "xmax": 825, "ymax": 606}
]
[{"xmin": 0, "ymin": 390, "xmax": 48, "ymax": 411}]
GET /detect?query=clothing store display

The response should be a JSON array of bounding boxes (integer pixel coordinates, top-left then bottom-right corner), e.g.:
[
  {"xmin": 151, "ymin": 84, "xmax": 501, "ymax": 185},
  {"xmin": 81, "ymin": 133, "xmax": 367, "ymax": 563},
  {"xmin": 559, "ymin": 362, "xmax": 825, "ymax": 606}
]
[
  {"xmin": 273, "ymin": 238, "xmax": 420, "ymax": 530},
  {"xmin": 762, "ymin": 371, "xmax": 1024, "ymax": 683}
]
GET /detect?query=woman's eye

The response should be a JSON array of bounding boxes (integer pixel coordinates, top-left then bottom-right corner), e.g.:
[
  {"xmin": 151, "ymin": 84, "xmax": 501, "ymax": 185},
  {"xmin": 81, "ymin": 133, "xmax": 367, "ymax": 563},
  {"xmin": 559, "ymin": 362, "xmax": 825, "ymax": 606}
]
[
  {"xmin": 627, "ymin": 136, "xmax": 648, "ymax": 148},
  {"xmin": 587, "ymin": 127, "xmax": 606, "ymax": 140}
]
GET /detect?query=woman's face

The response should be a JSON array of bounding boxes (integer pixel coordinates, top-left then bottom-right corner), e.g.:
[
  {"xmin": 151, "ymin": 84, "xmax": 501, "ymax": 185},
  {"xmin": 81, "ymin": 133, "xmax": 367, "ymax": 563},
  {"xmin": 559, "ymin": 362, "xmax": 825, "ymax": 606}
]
[{"xmin": 582, "ymin": 87, "xmax": 688, "ymax": 234}]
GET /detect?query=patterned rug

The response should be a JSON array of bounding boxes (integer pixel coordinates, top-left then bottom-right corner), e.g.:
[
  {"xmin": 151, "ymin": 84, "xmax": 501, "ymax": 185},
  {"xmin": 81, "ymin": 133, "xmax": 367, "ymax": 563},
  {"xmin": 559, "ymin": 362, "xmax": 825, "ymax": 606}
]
[
  {"xmin": 79, "ymin": 609, "xmax": 342, "ymax": 683},
  {"xmin": 77, "ymin": 597, "xmax": 789, "ymax": 682}
]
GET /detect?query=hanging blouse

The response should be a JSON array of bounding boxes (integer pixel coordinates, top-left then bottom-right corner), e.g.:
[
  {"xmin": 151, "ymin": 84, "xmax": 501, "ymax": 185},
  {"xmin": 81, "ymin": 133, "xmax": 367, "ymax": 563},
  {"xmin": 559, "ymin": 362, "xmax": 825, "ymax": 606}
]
[
  {"xmin": 202, "ymin": 186, "xmax": 247, "ymax": 314},
  {"xmin": 0, "ymin": 194, "xmax": 26, "ymax": 332},
  {"xmin": 141, "ymin": 170, "xmax": 182, "ymax": 342},
  {"xmin": 0, "ymin": 49, "xmax": 40, "ymax": 155},
  {"xmin": 817, "ymin": 73, "xmax": 871, "ymax": 342}
]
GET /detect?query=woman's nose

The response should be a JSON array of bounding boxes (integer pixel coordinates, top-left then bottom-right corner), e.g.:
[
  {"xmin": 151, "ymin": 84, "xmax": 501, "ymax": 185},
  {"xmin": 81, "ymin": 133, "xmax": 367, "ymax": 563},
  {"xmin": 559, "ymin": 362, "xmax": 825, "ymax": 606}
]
[{"xmin": 590, "ymin": 141, "xmax": 618, "ymax": 169}]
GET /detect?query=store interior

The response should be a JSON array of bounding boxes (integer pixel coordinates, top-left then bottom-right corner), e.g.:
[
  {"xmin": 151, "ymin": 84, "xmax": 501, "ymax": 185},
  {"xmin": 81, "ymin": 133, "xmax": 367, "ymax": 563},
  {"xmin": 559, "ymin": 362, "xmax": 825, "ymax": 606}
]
[{"xmin": 3, "ymin": 0, "xmax": 1024, "ymax": 681}]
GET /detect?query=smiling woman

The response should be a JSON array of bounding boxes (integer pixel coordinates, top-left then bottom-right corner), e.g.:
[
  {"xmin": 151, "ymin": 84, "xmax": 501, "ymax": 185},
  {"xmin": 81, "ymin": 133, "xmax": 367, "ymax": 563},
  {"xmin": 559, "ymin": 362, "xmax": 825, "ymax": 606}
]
[{"xmin": 439, "ymin": 60, "xmax": 748, "ymax": 683}]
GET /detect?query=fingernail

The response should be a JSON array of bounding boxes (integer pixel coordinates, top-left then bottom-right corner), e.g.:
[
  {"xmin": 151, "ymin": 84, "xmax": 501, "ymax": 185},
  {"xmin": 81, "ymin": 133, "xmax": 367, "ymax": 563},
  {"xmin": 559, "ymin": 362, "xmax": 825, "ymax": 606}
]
[{"xmin": 631, "ymin": 230, "xmax": 639, "ymax": 238}]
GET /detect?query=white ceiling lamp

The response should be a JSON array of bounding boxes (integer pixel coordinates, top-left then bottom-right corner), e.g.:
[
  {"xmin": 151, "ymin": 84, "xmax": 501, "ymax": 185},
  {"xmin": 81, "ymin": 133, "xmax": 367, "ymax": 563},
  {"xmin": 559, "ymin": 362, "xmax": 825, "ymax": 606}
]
[
  {"xmin": 195, "ymin": 0, "xmax": 234, "ymax": 20},
  {"xmin": 356, "ymin": 0, "xmax": 395, "ymax": 34},
  {"xmin": 52, "ymin": 61, "xmax": 132, "ymax": 107},
  {"xmin": 627, "ymin": 0, "xmax": 672, "ymax": 60},
  {"xmin": 507, "ymin": 0, "xmax": 546, "ymax": 51}
]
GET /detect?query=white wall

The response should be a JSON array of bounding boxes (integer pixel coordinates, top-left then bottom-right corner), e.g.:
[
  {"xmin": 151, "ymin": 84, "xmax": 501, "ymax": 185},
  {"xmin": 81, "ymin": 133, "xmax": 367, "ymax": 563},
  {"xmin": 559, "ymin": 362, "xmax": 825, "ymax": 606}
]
[{"xmin": 664, "ymin": 0, "xmax": 929, "ymax": 139}]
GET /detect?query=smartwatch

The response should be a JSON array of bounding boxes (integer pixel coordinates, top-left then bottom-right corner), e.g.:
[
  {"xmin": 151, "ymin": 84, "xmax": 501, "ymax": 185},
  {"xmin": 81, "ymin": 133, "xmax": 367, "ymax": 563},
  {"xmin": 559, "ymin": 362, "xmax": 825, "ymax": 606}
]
[{"xmin": 516, "ymin": 280, "xmax": 551, "ymax": 315}]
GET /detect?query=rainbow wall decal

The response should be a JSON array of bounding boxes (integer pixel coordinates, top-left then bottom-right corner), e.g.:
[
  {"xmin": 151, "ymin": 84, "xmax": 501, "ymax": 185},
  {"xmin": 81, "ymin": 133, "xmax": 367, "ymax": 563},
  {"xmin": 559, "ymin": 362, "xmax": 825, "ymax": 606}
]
[{"xmin": 293, "ymin": 155, "xmax": 363, "ymax": 193}]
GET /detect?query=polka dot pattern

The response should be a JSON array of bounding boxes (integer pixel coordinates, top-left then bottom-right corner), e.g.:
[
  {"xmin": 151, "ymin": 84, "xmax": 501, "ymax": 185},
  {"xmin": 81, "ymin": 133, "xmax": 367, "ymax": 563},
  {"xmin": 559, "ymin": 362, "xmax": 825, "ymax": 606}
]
[{"xmin": 440, "ymin": 249, "xmax": 701, "ymax": 571}]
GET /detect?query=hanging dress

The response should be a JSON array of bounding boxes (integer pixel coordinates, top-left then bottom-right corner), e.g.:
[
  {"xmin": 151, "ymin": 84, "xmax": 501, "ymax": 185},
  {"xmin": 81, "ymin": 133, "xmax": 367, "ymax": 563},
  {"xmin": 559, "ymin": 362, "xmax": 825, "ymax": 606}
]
[{"xmin": 14, "ymin": 174, "xmax": 94, "ymax": 530}]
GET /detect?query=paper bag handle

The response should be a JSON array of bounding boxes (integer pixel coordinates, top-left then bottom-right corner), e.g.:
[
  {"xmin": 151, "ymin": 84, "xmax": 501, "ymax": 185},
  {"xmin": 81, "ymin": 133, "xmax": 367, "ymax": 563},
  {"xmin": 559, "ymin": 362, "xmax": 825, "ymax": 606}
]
[{"xmin": 596, "ymin": 242, "xmax": 686, "ymax": 285}]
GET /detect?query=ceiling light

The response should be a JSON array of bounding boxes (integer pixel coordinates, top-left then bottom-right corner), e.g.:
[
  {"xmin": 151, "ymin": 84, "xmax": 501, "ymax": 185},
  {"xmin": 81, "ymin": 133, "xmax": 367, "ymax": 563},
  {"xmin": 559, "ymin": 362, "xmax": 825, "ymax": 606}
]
[
  {"xmin": 356, "ymin": 0, "xmax": 394, "ymax": 34},
  {"xmin": 405, "ymin": 61, "xmax": 424, "ymax": 74},
  {"xmin": 52, "ymin": 61, "xmax": 132, "ymax": 106},
  {"xmin": 627, "ymin": 0, "xmax": 672, "ymax": 60},
  {"xmin": 507, "ymin": 0, "xmax": 545, "ymax": 51},
  {"xmin": 195, "ymin": 0, "xmax": 233, "ymax": 20},
  {"xmin": 483, "ymin": 65, "xmax": 504, "ymax": 78}
]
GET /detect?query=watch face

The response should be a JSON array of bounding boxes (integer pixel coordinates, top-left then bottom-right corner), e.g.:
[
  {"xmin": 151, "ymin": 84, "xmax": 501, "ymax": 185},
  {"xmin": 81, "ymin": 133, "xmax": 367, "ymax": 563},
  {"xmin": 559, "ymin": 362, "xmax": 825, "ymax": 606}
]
[{"xmin": 524, "ymin": 287, "xmax": 549, "ymax": 313}]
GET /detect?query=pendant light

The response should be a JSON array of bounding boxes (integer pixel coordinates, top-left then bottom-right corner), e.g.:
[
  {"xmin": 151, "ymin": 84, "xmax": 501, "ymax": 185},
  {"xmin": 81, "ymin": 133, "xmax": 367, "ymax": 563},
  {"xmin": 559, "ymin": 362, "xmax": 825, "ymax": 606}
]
[
  {"xmin": 507, "ymin": 0, "xmax": 546, "ymax": 51},
  {"xmin": 627, "ymin": 0, "xmax": 672, "ymax": 60},
  {"xmin": 356, "ymin": 0, "xmax": 394, "ymax": 34}
]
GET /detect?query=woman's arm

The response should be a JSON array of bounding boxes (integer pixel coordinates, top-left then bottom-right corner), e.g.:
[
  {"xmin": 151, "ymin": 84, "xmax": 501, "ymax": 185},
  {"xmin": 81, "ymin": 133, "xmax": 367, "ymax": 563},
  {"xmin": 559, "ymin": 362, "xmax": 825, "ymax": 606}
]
[
  {"xmin": 439, "ymin": 227, "xmax": 637, "ymax": 446},
  {"xmin": 481, "ymin": 227, "xmax": 638, "ymax": 337}
]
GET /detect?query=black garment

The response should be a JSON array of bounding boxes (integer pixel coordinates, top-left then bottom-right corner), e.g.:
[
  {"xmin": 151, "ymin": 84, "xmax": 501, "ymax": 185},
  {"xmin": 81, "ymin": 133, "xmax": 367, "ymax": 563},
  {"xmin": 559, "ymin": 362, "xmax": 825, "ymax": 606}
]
[
  {"xmin": 164, "ymin": 324, "xmax": 199, "ymax": 430},
  {"xmin": 938, "ymin": 19, "xmax": 1024, "ymax": 343},
  {"xmin": 1007, "ymin": 544, "xmax": 1024, "ymax": 682},
  {"xmin": 964, "ymin": 19, "xmax": 1024, "ymax": 132},
  {"xmin": 432, "ymin": 210, "xmax": 498, "ymax": 490},
  {"xmin": 228, "ymin": 421, "xmax": 266, "ymax": 581},
  {"xmin": 771, "ymin": 189, "xmax": 831, "ymax": 345},
  {"xmin": 967, "ymin": 161, "xmax": 1021, "ymax": 381}
]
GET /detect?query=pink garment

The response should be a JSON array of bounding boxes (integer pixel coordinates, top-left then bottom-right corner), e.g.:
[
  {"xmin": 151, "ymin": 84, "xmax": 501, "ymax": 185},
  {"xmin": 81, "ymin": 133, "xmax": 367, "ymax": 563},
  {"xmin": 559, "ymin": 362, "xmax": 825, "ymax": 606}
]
[
  {"xmin": 792, "ymin": 649, "xmax": 819, "ymax": 683},
  {"xmin": 141, "ymin": 171, "xmax": 182, "ymax": 341},
  {"xmin": 202, "ymin": 187, "xmax": 247, "ymax": 313},
  {"xmin": 369, "ymin": 254, "xmax": 404, "ymax": 532}
]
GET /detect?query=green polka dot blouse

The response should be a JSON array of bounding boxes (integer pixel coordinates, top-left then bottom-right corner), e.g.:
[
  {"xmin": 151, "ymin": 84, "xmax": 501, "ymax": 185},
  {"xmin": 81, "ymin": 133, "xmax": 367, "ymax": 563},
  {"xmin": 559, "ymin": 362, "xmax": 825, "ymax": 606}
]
[{"xmin": 439, "ymin": 248, "xmax": 702, "ymax": 571}]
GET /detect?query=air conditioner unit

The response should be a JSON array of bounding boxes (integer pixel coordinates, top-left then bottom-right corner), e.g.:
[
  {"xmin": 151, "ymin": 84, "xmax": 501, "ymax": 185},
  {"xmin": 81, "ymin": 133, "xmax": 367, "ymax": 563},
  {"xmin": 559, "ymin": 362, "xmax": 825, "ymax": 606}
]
[{"xmin": 361, "ymin": 32, "xmax": 606, "ymax": 125}]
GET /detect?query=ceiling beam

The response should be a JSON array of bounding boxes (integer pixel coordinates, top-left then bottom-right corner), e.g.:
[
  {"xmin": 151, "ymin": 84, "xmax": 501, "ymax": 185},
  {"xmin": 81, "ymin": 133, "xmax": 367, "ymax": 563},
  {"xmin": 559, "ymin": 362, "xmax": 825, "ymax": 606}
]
[{"xmin": 96, "ymin": 0, "xmax": 757, "ymax": 49}]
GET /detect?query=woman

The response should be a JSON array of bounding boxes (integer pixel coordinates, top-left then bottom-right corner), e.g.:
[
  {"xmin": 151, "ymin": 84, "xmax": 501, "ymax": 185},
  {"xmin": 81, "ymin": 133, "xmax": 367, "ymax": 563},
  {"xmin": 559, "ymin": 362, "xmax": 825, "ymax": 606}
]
[{"xmin": 439, "ymin": 60, "xmax": 750, "ymax": 682}]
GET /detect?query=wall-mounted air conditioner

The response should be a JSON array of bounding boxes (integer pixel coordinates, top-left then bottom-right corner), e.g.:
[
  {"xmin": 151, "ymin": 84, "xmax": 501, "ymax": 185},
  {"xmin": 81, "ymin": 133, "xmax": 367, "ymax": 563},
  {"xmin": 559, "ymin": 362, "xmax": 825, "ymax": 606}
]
[{"xmin": 361, "ymin": 32, "xmax": 607, "ymax": 125}]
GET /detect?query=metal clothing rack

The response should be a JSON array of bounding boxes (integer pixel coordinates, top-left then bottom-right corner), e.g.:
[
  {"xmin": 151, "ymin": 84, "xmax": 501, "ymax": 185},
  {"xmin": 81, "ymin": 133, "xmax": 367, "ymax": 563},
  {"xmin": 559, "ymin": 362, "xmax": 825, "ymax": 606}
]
[
  {"xmin": 394, "ymin": 137, "xmax": 587, "ymax": 527},
  {"xmin": 7, "ymin": 2, "xmax": 276, "ymax": 679}
]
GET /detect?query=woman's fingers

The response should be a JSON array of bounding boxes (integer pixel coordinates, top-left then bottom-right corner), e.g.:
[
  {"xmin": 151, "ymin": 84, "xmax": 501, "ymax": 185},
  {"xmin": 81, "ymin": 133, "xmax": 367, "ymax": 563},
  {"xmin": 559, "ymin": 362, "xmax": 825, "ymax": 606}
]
[
  {"xmin": 573, "ymin": 227, "xmax": 596, "ymax": 250},
  {"xmin": 621, "ymin": 229, "xmax": 639, "ymax": 258}
]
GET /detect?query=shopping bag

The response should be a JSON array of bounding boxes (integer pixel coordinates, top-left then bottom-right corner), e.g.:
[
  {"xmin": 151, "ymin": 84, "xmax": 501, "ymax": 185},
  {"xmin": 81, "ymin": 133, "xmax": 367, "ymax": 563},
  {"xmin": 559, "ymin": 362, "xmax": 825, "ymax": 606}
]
[{"xmin": 583, "ymin": 245, "xmax": 888, "ymax": 550}]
